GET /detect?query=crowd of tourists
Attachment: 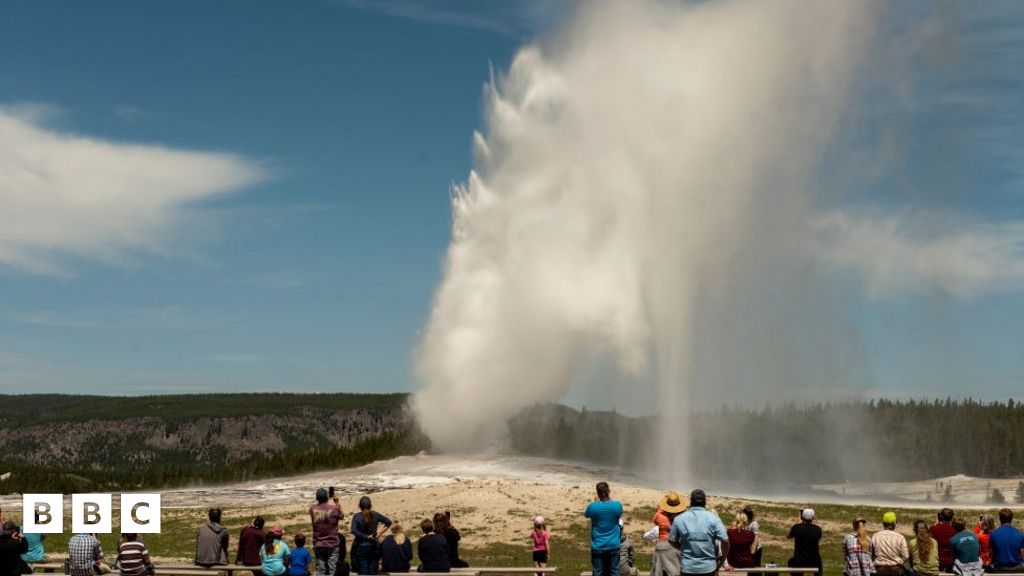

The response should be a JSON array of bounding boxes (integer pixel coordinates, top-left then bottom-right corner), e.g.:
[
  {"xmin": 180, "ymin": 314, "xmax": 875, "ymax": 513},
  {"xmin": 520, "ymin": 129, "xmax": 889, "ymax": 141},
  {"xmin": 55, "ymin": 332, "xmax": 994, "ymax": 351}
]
[
  {"xmin": 3, "ymin": 486, "xmax": 1024, "ymax": 576},
  {"xmin": 584, "ymin": 484, "xmax": 1024, "ymax": 576},
  {"xmin": 0, "ymin": 489, "xmax": 469, "ymax": 576},
  {"xmin": 200, "ymin": 489, "xmax": 470, "ymax": 576}
]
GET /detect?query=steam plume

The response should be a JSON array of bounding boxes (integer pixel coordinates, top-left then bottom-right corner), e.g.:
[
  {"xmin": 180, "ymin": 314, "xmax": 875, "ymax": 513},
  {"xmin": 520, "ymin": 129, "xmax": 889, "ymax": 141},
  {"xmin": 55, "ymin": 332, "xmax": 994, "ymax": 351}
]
[{"xmin": 414, "ymin": 0, "xmax": 877, "ymax": 479}]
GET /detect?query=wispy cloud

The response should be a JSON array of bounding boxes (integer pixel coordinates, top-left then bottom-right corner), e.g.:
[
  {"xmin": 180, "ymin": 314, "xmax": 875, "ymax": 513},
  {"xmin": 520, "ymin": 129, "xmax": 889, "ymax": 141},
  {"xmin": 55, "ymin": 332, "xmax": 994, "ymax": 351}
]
[
  {"xmin": 815, "ymin": 210, "xmax": 1024, "ymax": 299},
  {"xmin": 0, "ymin": 306, "xmax": 238, "ymax": 331},
  {"xmin": 0, "ymin": 104, "xmax": 268, "ymax": 275},
  {"xmin": 339, "ymin": 0, "xmax": 572, "ymax": 38}
]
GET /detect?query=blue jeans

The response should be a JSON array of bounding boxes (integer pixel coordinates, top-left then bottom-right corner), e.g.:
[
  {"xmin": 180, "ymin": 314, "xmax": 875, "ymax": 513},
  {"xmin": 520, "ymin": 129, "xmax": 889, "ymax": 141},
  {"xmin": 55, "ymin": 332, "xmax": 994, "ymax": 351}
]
[
  {"xmin": 592, "ymin": 549, "xmax": 620, "ymax": 576},
  {"xmin": 352, "ymin": 543, "xmax": 379, "ymax": 575},
  {"xmin": 314, "ymin": 546, "xmax": 339, "ymax": 576}
]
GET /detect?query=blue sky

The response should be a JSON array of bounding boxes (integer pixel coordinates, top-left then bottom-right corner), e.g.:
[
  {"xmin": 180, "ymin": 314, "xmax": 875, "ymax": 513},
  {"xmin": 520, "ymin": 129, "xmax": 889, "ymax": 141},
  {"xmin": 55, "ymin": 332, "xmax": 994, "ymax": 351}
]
[
  {"xmin": 1, "ymin": 1, "xmax": 1023, "ymax": 404},
  {"xmin": 0, "ymin": 0, "xmax": 566, "ymax": 394}
]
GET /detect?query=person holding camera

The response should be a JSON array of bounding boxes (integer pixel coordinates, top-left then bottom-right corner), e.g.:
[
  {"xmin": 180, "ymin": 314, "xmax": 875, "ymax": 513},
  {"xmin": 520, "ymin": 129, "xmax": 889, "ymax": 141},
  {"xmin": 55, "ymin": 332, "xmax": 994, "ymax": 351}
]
[{"xmin": 0, "ymin": 522, "xmax": 30, "ymax": 576}]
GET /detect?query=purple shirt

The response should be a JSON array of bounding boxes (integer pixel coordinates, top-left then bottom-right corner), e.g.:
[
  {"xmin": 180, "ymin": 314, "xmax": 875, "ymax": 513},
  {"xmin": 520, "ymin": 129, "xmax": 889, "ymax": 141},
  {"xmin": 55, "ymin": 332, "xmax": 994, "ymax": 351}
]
[{"xmin": 309, "ymin": 503, "xmax": 344, "ymax": 549}]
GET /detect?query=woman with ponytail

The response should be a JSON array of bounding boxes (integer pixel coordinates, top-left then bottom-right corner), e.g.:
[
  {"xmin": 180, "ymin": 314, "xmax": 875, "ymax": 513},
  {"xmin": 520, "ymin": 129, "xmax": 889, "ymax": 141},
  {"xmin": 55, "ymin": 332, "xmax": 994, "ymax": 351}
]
[
  {"xmin": 910, "ymin": 519, "xmax": 939, "ymax": 576},
  {"xmin": 350, "ymin": 496, "xmax": 392, "ymax": 575},
  {"xmin": 260, "ymin": 527, "xmax": 291, "ymax": 576},
  {"xmin": 842, "ymin": 518, "xmax": 874, "ymax": 576}
]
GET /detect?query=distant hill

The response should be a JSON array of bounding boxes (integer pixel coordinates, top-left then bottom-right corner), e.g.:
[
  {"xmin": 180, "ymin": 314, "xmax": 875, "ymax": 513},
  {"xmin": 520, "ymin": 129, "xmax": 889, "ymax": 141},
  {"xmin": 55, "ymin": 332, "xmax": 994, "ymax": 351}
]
[{"xmin": 0, "ymin": 393, "xmax": 427, "ymax": 494}]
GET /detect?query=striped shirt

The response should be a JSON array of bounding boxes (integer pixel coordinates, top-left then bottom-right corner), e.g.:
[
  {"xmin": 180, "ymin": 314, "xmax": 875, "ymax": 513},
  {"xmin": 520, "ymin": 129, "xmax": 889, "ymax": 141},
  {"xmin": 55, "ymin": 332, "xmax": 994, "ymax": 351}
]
[
  {"xmin": 68, "ymin": 534, "xmax": 102, "ymax": 576},
  {"xmin": 117, "ymin": 541, "xmax": 150, "ymax": 576}
]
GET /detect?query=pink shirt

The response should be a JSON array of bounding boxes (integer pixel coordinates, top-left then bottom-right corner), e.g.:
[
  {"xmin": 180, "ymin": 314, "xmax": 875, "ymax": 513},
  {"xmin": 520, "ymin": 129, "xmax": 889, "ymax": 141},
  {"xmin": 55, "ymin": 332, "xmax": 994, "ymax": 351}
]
[{"xmin": 531, "ymin": 530, "xmax": 550, "ymax": 552}]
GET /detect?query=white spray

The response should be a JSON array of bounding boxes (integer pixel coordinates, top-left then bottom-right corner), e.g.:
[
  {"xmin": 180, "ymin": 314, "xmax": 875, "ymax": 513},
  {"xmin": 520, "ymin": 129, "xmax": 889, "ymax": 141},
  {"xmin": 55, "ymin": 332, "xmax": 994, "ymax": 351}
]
[{"xmin": 414, "ymin": 0, "xmax": 876, "ymax": 480}]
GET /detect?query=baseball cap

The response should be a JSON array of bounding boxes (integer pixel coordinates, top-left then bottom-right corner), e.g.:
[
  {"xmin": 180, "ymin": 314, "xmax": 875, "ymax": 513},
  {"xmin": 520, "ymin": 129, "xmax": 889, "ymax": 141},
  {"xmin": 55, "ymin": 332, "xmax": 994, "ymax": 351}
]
[{"xmin": 883, "ymin": 511, "xmax": 897, "ymax": 524}]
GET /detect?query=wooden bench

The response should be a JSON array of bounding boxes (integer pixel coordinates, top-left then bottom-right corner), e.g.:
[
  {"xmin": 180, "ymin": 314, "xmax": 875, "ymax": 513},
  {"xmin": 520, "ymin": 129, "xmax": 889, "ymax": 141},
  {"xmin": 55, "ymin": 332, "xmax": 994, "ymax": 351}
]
[
  {"xmin": 31, "ymin": 563, "xmax": 259, "ymax": 576},
  {"xmin": 724, "ymin": 565, "xmax": 819, "ymax": 569},
  {"xmin": 582, "ymin": 569, "xmax": 819, "ymax": 576},
  {"xmin": 468, "ymin": 565, "xmax": 557, "ymax": 569}
]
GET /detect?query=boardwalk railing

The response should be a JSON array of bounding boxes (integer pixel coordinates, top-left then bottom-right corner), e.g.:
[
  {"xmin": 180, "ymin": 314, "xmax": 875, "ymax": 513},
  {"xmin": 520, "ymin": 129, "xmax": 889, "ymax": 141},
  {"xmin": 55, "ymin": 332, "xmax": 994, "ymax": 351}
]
[{"xmin": 31, "ymin": 563, "xmax": 556, "ymax": 576}]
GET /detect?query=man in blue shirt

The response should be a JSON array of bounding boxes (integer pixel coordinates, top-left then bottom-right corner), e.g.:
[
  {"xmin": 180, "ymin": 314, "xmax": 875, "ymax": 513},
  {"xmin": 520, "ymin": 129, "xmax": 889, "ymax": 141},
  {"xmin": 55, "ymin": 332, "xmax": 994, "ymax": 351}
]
[
  {"xmin": 989, "ymin": 508, "xmax": 1024, "ymax": 572},
  {"xmin": 669, "ymin": 490, "xmax": 729, "ymax": 576},
  {"xmin": 584, "ymin": 482, "xmax": 623, "ymax": 576}
]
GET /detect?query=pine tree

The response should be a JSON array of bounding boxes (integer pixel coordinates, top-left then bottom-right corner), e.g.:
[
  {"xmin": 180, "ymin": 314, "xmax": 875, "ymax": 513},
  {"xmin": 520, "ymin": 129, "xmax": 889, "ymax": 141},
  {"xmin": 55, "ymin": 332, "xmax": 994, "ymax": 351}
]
[
  {"xmin": 989, "ymin": 488, "xmax": 1006, "ymax": 504},
  {"xmin": 1016, "ymin": 481, "xmax": 1024, "ymax": 504}
]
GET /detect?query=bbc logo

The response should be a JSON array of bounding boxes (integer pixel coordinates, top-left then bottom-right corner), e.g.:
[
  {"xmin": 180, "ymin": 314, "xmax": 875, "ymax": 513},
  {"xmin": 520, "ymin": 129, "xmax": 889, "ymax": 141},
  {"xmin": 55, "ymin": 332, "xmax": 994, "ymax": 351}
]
[{"xmin": 22, "ymin": 494, "xmax": 162, "ymax": 534}]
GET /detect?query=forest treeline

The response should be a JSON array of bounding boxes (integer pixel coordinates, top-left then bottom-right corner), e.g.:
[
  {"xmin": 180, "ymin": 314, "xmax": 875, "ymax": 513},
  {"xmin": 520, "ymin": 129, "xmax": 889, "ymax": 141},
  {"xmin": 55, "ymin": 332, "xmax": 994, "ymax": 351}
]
[
  {"xmin": 3, "ymin": 394, "xmax": 1023, "ymax": 493},
  {"xmin": 0, "ymin": 393, "xmax": 427, "ymax": 494},
  {"xmin": 508, "ymin": 399, "xmax": 1024, "ymax": 484}
]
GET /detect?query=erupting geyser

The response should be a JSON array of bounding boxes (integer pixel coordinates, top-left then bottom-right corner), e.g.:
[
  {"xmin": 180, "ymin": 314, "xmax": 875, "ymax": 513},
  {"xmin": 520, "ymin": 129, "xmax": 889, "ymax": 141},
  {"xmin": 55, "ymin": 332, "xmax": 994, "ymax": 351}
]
[{"xmin": 414, "ymin": 0, "xmax": 877, "ymax": 479}]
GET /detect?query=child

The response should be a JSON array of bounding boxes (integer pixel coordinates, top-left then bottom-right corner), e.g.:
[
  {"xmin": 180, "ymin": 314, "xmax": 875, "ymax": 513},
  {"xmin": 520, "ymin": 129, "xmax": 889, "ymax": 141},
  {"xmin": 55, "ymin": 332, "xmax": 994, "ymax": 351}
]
[
  {"xmin": 289, "ymin": 534, "xmax": 312, "ymax": 576},
  {"xmin": 260, "ymin": 526, "xmax": 291, "ymax": 576},
  {"xmin": 380, "ymin": 523, "xmax": 413, "ymax": 573},
  {"xmin": 531, "ymin": 516, "xmax": 550, "ymax": 576},
  {"xmin": 115, "ymin": 533, "xmax": 152, "ymax": 576}
]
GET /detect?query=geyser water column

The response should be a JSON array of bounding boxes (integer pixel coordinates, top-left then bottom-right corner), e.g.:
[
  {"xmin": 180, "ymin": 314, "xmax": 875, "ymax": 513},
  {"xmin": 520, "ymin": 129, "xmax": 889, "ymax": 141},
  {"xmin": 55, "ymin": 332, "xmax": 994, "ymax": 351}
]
[{"xmin": 414, "ymin": 0, "xmax": 876, "ymax": 478}]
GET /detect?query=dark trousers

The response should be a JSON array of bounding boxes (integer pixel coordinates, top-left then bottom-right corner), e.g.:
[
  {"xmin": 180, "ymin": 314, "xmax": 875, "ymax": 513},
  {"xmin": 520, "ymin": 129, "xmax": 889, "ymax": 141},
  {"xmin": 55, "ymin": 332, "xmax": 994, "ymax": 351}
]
[
  {"xmin": 591, "ymin": 549, "xmax": 620, "ymax": 576},
  {"xmin": 787, "ymin": 558, "xmax": 822, "ymax": 576},
  {"xmin": 352, "ymin": 542, "xmax": 379, "ymax": 575}
]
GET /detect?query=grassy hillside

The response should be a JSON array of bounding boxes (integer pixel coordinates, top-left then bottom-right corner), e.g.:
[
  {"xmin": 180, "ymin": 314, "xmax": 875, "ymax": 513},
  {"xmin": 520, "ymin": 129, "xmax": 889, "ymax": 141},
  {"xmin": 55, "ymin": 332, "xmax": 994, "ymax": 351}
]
[{"xmin": 0, "ymin": 393, "xmax": 427, "ymax": 494}]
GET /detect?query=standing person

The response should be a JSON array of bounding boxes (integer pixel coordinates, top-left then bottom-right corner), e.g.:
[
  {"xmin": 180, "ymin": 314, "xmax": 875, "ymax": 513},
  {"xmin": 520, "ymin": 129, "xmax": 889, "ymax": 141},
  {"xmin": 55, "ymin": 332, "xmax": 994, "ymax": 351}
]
[
  {"xmin": 975, "ymin": 515, "xmax": 996, "ymax": 569},
  {"xmin": 743, "ymin": 507, "xmax": 763, "ymax": 570},
  {"xmin": 871, "ymin": 512, "xmax": 909, "ymax": 576},
  {"xmin": 115, "ymin": 533, "xmax": 152, "ymax": 576},
  {"xmin": 195, "ymin": 508, "xmax": 230, "ymax": 567},
  {"xmin": 440, "ymin": 512, "xmax": 468, "ymax": 568},
  {"xmin": 380, "ymin": 524, "xmax": 413, "ymax": 574},
  {"xmin": 260, "ymin": 528, "xmax": 291, "ymax": 576},
  {"xmin": 652, "ymin": 493, "xmax": 685, "ymax": 576},
  {"xmin": 416, "ymin": 518, "xmax": 449, "ymax": 573},
  {"xmin": 350, "ymin": 496, "xmax": 391, "ymax": 575},
  {"xmin": 932, "ymin": 508, "xmax": 957, "ymax": 574},
  {"xmin": 68, "ymin": 532, "xmax": 107, "ymax": 576},
  {"xmin": 310, "ymin": 488, "xmax": 345, "ymax": 576},
  {"xmin": 668, "ymin": 489, "xmax": 729, "ymax": 576},
  {"xmin": 531, "ymin": 516, "xmax": 551, "ymax": 576},
  {"xmin": 289, "ymin": 534, "xmax": 313, "ymax": 576},
  {"xmin": 0, "ymin": 523, "xmax": 28, "ymax": 576},
  {"xmin": 843, "ymin": 518, "xmax": 874, "ymax": 576},
  {"xmin": 620, "ymin": 521, "xmax": 638, "ymax": 576},
  {"xmin": 989, "ymin": 508, "xmax": 1024, "ymax": 573},
  {"xmin": 909, "ymin": 519, "xmax": 938, "ymax": 576},
  {"xmin": 949, "ymin": 517, "xmax": 983, "ymax": 576},
  {"xmin": 787, "ymin": 509, "xmax": 822, "ymax": 576},
  {"xmin": 239, "ymin": 516, "xmax": 268, "ymax": 576},
  {"xmin": 726, "ymin": 512, "xmax": 757, "ymax": 570},
  {"xmin": 585, "ymin": 482, "xmax": 624, "ymax": 576}
]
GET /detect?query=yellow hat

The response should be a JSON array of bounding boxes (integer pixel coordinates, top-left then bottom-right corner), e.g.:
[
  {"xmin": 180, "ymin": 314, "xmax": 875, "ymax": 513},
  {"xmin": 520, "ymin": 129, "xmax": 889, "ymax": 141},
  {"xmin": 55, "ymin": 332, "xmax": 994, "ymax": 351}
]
[{"xmin": 883, "ymin": 511, "xmax": 897, "ymax": 524}]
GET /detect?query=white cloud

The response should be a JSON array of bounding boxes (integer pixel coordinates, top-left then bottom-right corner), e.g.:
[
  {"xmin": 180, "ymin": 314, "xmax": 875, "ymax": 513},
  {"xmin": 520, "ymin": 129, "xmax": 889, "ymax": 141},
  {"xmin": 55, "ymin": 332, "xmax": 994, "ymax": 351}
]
[
  {"xmin": 815, "ymin": 210, "xmax": 1024, "ymax": 299},
  {"xmin": 0, "ymin": 104, "xmax": 267, "ymax": 274}
]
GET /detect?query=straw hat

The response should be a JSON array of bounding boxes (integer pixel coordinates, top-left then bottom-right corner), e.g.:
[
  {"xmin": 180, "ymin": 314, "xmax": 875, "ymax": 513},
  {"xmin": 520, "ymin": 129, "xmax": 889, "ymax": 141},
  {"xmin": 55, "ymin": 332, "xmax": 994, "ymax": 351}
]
[{"xmin": 659, "ymin": 491, "xmax": 686, "ymax": 514}]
